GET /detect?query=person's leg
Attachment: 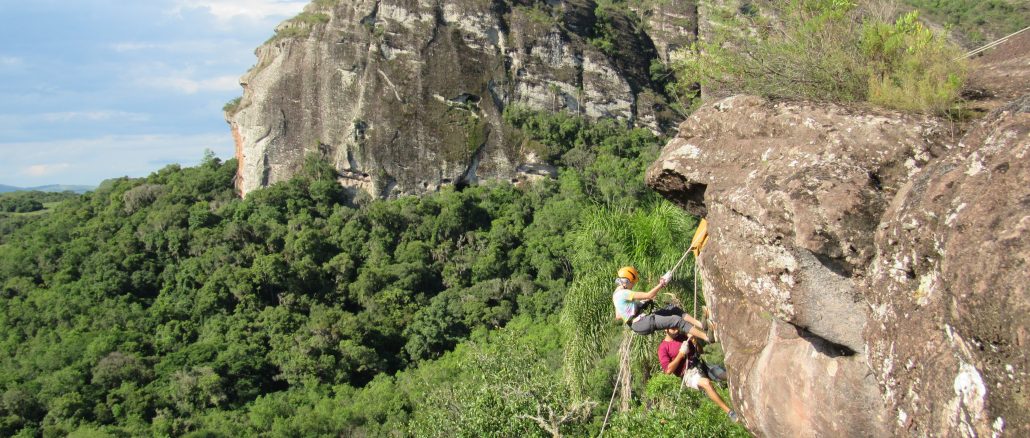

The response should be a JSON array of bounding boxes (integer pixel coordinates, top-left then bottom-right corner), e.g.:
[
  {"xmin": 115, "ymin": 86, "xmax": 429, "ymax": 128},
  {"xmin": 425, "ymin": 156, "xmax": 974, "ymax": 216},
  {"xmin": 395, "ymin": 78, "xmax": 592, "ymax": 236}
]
[
  {"xmin": 706, "ymin": 364, "xmax": 728, "ymax": 382},
  {"xmin": 630, "ymin": 316, "xmax": 657, "ymax": 335},
  {"xmin": 697, "ymin": 378, "xmax": 732, "ymax": 413},
  {"xmin": 653, "ymin": 307, "xmax": 710, "ymax": 341},
  {"xmin": 687, "ymin": 326, "xmax": 709, "ymax": 342},
  {"xmin": 649, "ymin": 313, "xmax": 697, "ymax": 334}
]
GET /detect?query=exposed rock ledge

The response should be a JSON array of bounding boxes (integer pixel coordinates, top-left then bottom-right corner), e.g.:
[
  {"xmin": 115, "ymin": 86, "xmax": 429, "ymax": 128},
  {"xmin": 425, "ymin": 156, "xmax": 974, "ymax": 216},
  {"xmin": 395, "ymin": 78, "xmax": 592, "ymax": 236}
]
[{"xmin": 647, "ymin": 95, "xmax": 1028, "ymax": 437}]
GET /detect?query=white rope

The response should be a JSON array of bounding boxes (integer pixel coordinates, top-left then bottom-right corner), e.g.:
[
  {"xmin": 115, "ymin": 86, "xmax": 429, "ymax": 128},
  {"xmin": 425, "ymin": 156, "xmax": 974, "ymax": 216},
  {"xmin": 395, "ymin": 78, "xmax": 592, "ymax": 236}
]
[
  {"xmin": 692, "ymin": 257, "xmax": 699, "ymax": 320},
  {"xmin": 956, "ymin": 25, "xmax": 1030, "ymax": 60},
  {"xmin": 669, "ymin": 248, "xmax": 693, "ymax": 276},
  {"xmin": 598, "ymin": 333, "xmax": 633, "ymax": 438}
]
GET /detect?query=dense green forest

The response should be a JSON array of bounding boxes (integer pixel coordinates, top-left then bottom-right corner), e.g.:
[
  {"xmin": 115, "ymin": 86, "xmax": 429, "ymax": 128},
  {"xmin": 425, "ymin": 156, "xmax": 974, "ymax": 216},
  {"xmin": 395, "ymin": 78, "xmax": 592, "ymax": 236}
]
[
  {"xmin": 0, "ymin": 191, "xmax": 81, "ymax": 244},
  {"xmin": 0, "ymin": 110, "xmax": 746, "ymax": 436}
]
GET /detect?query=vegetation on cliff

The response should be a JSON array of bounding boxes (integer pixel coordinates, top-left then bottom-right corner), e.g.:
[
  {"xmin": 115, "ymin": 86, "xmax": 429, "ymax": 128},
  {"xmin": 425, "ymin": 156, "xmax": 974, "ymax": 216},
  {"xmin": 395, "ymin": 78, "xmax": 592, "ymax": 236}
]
[
  {"xmin": 901, "ymin": 0, "xmax": 1029, "ymax": 46},
  {"xmin": 677, "ymin": 0, "xmax": 969, "ymax": 113}
]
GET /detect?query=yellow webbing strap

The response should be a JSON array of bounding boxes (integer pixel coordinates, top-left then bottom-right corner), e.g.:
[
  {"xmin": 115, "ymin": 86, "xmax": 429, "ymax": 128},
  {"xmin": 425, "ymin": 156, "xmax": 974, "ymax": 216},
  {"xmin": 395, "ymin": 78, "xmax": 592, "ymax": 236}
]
[{"xmin": 689, "ymin": 218, "xmax": 709, "ymax": 257}]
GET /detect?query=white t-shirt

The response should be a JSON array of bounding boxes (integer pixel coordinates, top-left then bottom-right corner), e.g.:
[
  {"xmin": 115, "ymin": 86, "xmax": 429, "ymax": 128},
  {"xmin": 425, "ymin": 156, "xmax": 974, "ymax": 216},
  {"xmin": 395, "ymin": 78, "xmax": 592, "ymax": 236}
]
[{"xmin": 612, "ymin": 287, "xmax": 641, "ymax": 321}]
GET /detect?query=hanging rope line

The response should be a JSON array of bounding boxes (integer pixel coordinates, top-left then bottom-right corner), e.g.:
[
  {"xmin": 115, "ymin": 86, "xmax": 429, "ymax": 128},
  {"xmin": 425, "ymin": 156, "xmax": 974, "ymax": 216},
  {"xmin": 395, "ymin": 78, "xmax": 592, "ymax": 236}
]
[
  {"xmin": 956, "ymin": 25, "xmax": 1030, "ymax": 60},
  {"xmin": 669, "ymin": 247, "xmax": 693, "ymax": 276},
  {"xmin": 693, "ymin": 256, "xmax": 699, "ymax": 320},
  {"xmin": 598, "ymin": 333, "xmax": 633, "ymax": 438}
]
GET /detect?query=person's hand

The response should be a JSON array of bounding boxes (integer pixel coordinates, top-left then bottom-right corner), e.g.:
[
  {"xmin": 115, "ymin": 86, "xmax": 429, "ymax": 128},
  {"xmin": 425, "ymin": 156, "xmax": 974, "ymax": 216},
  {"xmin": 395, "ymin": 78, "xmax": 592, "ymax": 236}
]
[
  {"xmin": 659, "ymin": 271, "xmax": 673, "ymax": 286},
  {"xmin": 679, "ymin": 341, "xmax": 689, "ymax": 354}
]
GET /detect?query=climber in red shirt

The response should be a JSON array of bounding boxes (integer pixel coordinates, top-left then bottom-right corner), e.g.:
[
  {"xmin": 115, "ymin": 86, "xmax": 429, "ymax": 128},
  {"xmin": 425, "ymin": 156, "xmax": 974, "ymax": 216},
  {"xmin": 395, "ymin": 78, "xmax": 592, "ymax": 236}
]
[{"xmin": 658, "ymin": 327, "xmax": 738, "ymax": 422}]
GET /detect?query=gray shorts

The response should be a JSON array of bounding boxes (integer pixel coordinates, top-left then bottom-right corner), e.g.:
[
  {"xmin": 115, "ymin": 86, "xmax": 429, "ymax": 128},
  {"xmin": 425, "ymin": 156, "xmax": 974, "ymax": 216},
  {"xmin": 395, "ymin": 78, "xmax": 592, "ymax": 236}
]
[{"xmin": 629, "ymin": 305, "xmax": 693, "ymax": 335}]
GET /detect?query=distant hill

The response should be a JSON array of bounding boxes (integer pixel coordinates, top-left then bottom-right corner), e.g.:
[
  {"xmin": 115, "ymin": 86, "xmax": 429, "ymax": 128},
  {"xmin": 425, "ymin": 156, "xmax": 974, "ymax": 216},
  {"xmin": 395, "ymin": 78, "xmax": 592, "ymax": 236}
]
[{"xmin": 0, "ymin": 184, "xmax": 94, "ymax": 194}]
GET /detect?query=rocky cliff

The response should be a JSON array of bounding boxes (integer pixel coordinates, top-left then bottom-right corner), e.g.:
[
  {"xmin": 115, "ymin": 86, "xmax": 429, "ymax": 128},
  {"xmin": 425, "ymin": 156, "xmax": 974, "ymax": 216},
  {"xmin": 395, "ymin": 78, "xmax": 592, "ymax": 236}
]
[
  {"xmin": 228, "ymin": 0, "xmax": 695, "ymax": 197},
  {"xmin": 647, "ymin": 95, "xmax": 1028, "ymax": 437}
]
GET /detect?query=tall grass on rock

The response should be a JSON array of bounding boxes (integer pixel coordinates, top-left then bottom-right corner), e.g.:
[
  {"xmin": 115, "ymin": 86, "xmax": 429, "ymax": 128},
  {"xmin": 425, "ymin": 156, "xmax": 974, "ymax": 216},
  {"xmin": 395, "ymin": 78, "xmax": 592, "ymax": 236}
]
[
  {"xmin": 560, "ymin": 202, "xmax": 699, "ymax": 399},
  {"xmin": 605, "ymin": 373, "xmax": 751, "ymax": 436},
  {"xmin": 862, "ymin": 11, "xmax": 966, "ymax": 112},
  {"xmin": 678, "ymin": 0, "xmax": 966, "ymax": 113}
]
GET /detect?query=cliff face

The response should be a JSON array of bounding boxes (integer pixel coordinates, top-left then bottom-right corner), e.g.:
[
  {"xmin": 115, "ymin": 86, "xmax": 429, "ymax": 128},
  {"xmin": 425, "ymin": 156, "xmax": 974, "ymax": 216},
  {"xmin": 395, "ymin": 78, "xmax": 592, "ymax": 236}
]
[
  {"xmin": 228, "ymin": 0, "xmax": 695, "ymax": 197},
  {"xmin": 647, "ymin": 95, "xmax": 1028, "ymax": 437}
]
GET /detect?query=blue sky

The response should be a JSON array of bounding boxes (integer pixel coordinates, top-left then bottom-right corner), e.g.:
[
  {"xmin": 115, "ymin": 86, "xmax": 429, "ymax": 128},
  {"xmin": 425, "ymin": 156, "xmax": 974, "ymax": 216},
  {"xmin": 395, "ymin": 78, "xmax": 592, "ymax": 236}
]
[{"xmin": 0, "ymin": 0, "xmax": 307, "ymax": 187}]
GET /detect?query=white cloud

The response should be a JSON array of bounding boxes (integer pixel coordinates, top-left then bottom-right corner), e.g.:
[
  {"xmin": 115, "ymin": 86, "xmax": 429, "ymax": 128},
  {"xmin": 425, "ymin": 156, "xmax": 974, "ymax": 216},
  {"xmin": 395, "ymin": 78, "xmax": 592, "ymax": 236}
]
[
  {"xmin": 123, "ymin": 61, "xmax": 242, "ymax": 94},
  {"xmin": 41, "ymin": 111, "xmax": 151, "ymax": 123},
  {"xmin": 0, "ymin": 56, "xmax": 24, "ymax": 69},
  {"xmin": 1, "ymin": 133, "xmax": 235, "ymax": 185},
  {"xmin": 152, "ymin": 74, "xmax": 241, "ymax": 94},
  {"xmin": 170, "ymin": 0, "xmax": 307, "ymax": 22},
  {"xmin": 22, "ymin": 163, "xmax": 71, "ymax": 177},
  {"xmin": 111, "ymin": 40, "xmax": 222, "ymax": 53}
]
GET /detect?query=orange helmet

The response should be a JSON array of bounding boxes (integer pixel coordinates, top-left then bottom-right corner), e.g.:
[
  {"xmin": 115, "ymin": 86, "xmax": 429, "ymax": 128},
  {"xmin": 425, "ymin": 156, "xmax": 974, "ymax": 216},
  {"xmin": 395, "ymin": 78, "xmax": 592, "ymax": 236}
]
[{"xmin": 617, "ymin": 266, "xmax": 639, "ymax": 284}]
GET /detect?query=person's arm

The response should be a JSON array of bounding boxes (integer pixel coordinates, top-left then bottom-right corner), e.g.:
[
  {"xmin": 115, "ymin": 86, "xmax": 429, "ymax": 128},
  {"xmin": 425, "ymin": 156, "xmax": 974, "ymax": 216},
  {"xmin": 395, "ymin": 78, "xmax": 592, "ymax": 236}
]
[
  {"xmin": 628, "ymin": 277, "xmax": 668, "ymax": 301},
  {"xmin": 658, "ymin": 344, "xmax": 673, "ymax": 372},
  {"xmin": 664, "ymin": 342, "xmax": 689, "ymax": 374}
]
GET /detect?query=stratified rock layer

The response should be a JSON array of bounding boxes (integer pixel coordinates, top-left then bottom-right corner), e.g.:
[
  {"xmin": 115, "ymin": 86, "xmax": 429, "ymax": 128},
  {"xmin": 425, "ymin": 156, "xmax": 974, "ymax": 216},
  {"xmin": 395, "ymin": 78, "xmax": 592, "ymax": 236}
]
[
  {"xmin": 647, "ymin": 95, "xmax": 1028, "ymax": 437},
  {"xmin": 229, "ymin": 0, "xmax": 694, "ymax": 197}
]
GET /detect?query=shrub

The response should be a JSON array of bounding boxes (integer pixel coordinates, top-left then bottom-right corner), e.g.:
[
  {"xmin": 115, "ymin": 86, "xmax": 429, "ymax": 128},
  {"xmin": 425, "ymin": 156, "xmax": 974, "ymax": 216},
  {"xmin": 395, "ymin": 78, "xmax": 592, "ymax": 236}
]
[
  {"xmin": 267, "ymin": 12, "xmax": 331, "ymax": 43},
  {"xmin": 676, "ymin": 0, "xmax": 966, "ymax": 113},
  {"xmin": 903, "ymin": 0, "xmax": 1029, "ymax": 46},
  {"xmin": 0, "ymin": 197, "xmax": 43, "ymax": 213},
  {"xmin": 222, "ymin": 97, "xmax": 242, "ymax": 116},
  {"xmin": 313, "ymin": 0, "xmax": 339, "ymax": 9},
  {"xmin": 122, "ymin": 184, "xmax": 166, "ymax": 214},
  {"xmin": 863, "ymin": 11, "xmax": 966, "ymax": 112}
]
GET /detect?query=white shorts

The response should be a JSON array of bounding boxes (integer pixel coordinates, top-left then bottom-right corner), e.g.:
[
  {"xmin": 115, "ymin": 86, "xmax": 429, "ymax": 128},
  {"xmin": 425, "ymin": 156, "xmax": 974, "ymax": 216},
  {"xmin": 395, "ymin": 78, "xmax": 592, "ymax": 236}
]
[{"xmin": 682, "ymin": 367, "xmax": 704, "ymax": 389}]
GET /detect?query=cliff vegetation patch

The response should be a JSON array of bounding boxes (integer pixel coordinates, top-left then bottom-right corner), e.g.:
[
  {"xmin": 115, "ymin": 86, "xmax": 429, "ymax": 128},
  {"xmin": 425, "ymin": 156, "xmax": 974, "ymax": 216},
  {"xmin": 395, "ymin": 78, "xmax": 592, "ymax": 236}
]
[{"xmin": 676, "ymin": 0, "xmax": 967, "ymax": 113}]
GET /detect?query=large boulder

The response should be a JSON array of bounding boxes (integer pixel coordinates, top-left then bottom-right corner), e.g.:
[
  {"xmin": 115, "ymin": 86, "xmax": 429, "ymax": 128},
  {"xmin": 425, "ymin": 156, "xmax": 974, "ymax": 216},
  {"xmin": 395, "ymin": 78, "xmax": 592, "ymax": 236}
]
[
  {"xmin": 646, "ymin": 95, "xmax": 1028, "ymax": 437},
  {"xmin": 228, "ymin": 0, "xmax": 690, "ymax": 197}
]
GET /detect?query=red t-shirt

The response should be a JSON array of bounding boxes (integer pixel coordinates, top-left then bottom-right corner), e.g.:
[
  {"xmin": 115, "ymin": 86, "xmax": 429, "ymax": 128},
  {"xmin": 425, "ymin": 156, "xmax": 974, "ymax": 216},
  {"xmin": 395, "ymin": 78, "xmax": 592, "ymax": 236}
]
[{"xmin": 658, "ymin": 338, "xmax": 699, "ymax": 376}]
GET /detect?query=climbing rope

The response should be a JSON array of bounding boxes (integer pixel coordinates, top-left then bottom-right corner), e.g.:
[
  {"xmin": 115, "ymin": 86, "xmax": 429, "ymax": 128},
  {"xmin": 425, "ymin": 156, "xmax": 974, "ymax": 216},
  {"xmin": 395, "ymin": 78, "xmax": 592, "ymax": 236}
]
[
  {"xmin": 598, "ymin": 332, "xmax": 633, "ymax": 438},
  {"xmin": 956, "ymin": 25, "xmax": 1030, "ymax": 60},
  {"xmin": 692, "ymin": 256, "xmax": 699, "ymax": 320}
]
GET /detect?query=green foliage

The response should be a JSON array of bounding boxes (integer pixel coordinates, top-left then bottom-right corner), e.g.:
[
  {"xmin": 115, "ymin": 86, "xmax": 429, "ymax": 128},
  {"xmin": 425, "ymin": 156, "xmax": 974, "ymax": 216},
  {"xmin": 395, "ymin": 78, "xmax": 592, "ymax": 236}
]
[
  {"xmin": 588, "ymin": 0, "xmax": 648, "ymax": 57},
  {"xmin": 561, "ymin": 203, "xmax": 699, "ymax": 398},
  {"xmin": 590, "ymin": 2, "xmax": 620, "ymax": 55},
  {"xmin": 294, "ymin": 11, "xmax": 331, "ymax": 26},
  {"xmin": 605, "ymin": 373, "xmax": 749, "ymax": 437},
  {"xmin": 222, "ymin": 97, "xmax": 242, "ymax": 116},
  {"xmin": 514, "ymin": 3, "xmax": 559, "ymax": 28},
  {"xmin": 0, "ymin": 146, "xmax": 616, "ymax": 434},
  {"xmin": 863, "ymin": 11, "xmax": 966, "ymax": 112},
  {"xmin": 504, "ymin": 106, "xmax": 662, "ymax": 206},
  {"xmin": 903, "ymin": 0, "xmax": 1029, "ymax": 45},
  {"xmin": 313, "ymin": 0, "xmax": 340, "ymax": 9},
  {"xmin": 677, "ymin": 0, "xmax": 967, "ymax": 113},
  {"xmin": 0, "ymin": 198, "xmax": 42, "ymax": 213},
  {"xmin": 0, "ymin": 191, "xmax": 76, "ymax": 213},
  {"xmin": 409, "ymin": 316, "xmax": 591, "ymax": 437},
  {"xmin": 0, "ymin": 191, "xmax": 79, "ymax": 243},
  {"xmin": 267, "ymin": 12, "xmax": 331, "ymax": 42},
  {"xmin": 0, "ymin": 107, "xmax": 732, "ymax": 435}
]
